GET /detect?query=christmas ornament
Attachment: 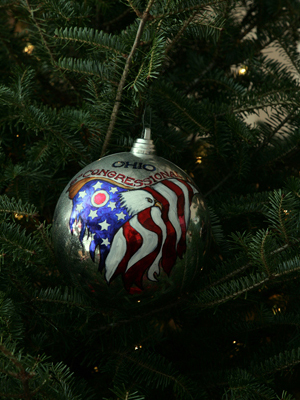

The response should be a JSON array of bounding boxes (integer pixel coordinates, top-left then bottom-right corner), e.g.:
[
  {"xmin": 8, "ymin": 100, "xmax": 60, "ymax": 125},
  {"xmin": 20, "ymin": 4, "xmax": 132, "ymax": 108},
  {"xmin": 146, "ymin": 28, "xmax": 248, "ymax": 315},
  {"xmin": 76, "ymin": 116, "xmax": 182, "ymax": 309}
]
[{"xmin": 52, "ymin": 129, "xmax": 209, "ymax": 296}]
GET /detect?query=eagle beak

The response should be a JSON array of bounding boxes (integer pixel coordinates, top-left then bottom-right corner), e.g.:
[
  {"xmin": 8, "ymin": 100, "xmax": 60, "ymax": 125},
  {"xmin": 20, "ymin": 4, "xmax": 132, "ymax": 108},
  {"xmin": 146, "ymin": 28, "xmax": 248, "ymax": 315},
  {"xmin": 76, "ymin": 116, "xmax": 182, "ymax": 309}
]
[{"xmin": 154, "ymin": 200, "xmax": 162, "ymax": 210}]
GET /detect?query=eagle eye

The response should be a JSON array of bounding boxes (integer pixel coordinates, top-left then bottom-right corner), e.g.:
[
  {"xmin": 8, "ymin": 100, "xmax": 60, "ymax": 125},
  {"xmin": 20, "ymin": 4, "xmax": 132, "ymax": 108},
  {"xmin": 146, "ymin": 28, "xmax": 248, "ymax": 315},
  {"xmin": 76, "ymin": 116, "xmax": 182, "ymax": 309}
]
[{"xmin": 146, "ymin": 197, "xmax": 154, "ymax": 203}]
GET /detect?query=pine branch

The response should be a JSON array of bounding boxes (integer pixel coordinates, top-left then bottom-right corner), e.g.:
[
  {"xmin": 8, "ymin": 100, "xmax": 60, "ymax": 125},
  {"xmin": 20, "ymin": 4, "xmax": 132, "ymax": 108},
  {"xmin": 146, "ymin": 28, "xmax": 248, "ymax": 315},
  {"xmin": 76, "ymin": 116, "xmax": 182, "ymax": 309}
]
[
  {"xmin": 24, "ymin": 0, "xmax": 82, "ymax": 98},
  {"xmin": 0, "ymin": 223, "xmax": 37, "ymax": 262},
  {"xmin": 276, "ymin": 37, "xmax": 300, "ymax": 77},
  {"xmin": 254, "ymin": 348, "xmax": 300, "ymax": 378},
  {"xmin": 277, "ymin": 194, "xmax": 289, "ymax": 245},
  {"xmin": 24, "ymin": 0, "xmax": 56, "ymax": 65},
  {"xmin": 7, "ymin": 272, "xmax": 66, "ymax": 334},
  {"xmin": 202, "ymin": 262, "xmax": 252, "ymax": 292},
  {"xmin": 105, "ymin": 385, "xmax": 145, "ymax": 400},
  {"xmin": 260, "ymin": 231, "xmax": 272, "ymax": 275},
  {"xmin": 154, "ymin": 85, "xmax": 210, "ymax": 133},
  {"xmin": 0, "ymin": 344, "xmax": 24, "ymax": 376},
  {"xmin": 225, "ymin": 369, "xmax": 279, "ymax": 400},
  {"xmin": 36, "ymin": 223, "xmax": 55, "ymax": 259},
  {"xmin": 103, "ymin": 8, "xmax": 132, "ymax": 27},
  {"xmin": 127, "ymin": 0, "xmax": 142, "ymax": 18},
  {"xmin": 198, "ymin": 261, "xmax": 300, "ymax": 308},
  {"xmin": 259, "ymin": 108, "xmax": 297, "ymax": 149},
  {"xmin": 0, "ymin": 195, "xmax": 38, "ymax": 220},
  {"xmin": 165, "ymin": 9, "xmax": 199, "ymax": 54},
  {"xmin": 121, "ymin": 352, "xmax": 196, "ymax": 399},
  {"xmin": 232, "ymin": 98, "xmax": 299, "ymax": 115},
  {"xmin": 34, "ymin": 286, "xmax": 92, "ymax": 310},
  {"xmin": 95, "ymin": 297, "xmax": 184, "ymax": 332},
  {"xmin": 0, "ymin": 1, "xmax": 19, "ymax": 8},
  {"xmin": 0, "ymin": 344, "xmax": 34, "ymax": 399},
  {"xmin": 152, "ymin": 0, "xmax": 227, "ymax": 20},
  {"xmin": 57, "ymin": 57, "xmax": 114, "ymax": 80},
  {"xmin": 54, "ymin": 26, "xmax": 128, "ymax": 58},
  {"xmin": 204, "ymin": 171, "xmax": 233, "ymax": 197},
  {"xmin": 198, "ymin": 233, "xmax": 300, "ymax": 308},
  {"xmin": 101, "ymin": 0, "xmax": 156, "ymax": 156}
]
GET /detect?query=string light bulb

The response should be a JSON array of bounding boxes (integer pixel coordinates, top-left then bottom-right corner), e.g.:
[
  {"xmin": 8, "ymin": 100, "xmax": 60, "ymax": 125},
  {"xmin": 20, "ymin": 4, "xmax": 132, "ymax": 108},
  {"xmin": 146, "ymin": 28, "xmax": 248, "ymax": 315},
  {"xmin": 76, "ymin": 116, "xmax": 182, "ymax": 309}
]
[
  {"xmin": 23, "ymin": 44, "xmax": 34, "ymax": 54},
  {"xmin": 238, "ymin": 66, "xmax": 247, "ymax": 75}
]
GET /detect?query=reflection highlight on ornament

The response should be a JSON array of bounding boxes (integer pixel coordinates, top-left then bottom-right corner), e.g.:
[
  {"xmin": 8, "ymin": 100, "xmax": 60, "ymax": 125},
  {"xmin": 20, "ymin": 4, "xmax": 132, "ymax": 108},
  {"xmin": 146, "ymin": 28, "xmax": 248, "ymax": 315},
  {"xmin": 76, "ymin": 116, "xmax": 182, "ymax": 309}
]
[
  {"xmin": 190, "ymin": 196, "xmax": 205, "ymax": 225},
  {"xmin": 77, "ymin": 227, "xmax": 101, "ymax": 265}
]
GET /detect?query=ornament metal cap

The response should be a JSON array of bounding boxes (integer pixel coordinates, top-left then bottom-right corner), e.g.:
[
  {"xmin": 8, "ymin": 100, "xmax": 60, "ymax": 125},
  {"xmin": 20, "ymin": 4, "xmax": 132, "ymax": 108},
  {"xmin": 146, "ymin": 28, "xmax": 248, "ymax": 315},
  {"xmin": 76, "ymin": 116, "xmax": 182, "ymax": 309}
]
[{"xmin": 131, "ymin": 127, "xmax": 156, "ymax": 156}]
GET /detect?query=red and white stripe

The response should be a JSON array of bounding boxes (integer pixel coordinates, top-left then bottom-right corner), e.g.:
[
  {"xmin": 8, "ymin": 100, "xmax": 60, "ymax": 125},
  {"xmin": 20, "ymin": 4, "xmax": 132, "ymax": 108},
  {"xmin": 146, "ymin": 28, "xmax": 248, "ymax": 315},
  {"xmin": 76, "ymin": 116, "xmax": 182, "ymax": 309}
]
[{"xmin": 105, "ymin": 179, "xmax": 197, "ymax": 290}]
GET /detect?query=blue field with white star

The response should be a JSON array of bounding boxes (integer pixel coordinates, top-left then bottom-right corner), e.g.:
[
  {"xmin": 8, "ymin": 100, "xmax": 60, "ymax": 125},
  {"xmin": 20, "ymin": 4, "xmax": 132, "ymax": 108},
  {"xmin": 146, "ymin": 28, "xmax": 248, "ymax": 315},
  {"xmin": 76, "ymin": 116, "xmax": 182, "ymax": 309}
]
[{"xmin": 69, "ymin": 179, "xmax": 131, "ymax": 271}]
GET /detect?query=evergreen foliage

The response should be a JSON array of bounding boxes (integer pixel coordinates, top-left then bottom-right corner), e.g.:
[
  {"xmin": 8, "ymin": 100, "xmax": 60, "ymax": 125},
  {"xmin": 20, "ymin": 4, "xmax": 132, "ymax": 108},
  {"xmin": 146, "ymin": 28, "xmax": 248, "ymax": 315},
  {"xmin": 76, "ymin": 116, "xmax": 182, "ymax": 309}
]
[{"xmin": 1, "ymin": 0, "xmax": 300, "ymax": 398}]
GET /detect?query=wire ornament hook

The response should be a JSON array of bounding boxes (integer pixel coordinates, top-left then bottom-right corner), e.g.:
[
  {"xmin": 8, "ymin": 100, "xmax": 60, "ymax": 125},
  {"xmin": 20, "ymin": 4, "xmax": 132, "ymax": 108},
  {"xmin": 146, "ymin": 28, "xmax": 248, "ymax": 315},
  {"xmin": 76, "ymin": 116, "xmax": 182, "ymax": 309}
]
[
  {"xmin": 131, "ymin": 106, "xmax": 155, "ymax": 156},
  {"xmin": 142, "ymin": 105, "xmax": 152, "ymax": 138}
]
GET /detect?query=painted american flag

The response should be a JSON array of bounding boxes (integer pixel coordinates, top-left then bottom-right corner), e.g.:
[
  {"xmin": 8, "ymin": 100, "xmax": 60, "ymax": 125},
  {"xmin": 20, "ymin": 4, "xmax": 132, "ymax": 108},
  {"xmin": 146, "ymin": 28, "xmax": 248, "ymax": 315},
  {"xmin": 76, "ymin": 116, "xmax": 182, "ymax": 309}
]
[{"xmin": 68, "ymin": 177, "xmax": 197, "ymax": 292}]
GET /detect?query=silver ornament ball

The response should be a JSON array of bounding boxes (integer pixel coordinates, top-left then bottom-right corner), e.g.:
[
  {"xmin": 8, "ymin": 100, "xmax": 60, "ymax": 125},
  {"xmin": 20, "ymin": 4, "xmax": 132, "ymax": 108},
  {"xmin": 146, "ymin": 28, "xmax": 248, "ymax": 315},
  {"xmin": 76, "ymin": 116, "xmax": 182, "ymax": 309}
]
[{"xmin": 52, "ymin": 129, "xmax": 209, "ymax": 297}]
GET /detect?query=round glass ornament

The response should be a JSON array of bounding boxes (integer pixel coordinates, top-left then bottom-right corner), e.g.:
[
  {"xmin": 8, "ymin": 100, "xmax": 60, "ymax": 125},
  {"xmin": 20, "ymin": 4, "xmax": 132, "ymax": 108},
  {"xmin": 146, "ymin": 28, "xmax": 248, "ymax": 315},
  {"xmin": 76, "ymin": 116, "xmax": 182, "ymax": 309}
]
[{"xmin": 52, "ymin": 129, "xmax": 209, "ymax": 298}]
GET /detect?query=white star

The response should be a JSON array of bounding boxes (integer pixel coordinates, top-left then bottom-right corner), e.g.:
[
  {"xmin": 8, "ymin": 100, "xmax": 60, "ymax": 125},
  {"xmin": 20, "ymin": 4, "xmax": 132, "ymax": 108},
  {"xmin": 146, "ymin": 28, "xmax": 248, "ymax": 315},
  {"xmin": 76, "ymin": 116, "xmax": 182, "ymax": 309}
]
[
  {"xmin": 99, "ymin": 219, "xmax": 110, "ymax": 230},
  {"xmin": 108, "ymin": 201, "xmax": 116, "ymax": 210},
  {"xmin": 110, "ymin": 187, "xmax": 118, "ymax": 194},
  {"xmin": 102, "ymin": 238, "xmax": 110, "ymax": 246},
  {"xmin": 93, "ymin": 182, "xmax": 102, "ymax": 190},
  {"xmin": 116, "ymin": 211, "xmax": 126, "ymax": 220},
  {"xmin": 89, "ymin": 209, "xmax": 98, "ymax": 219},
  {"xmin": 78, "ymin": 190, "xmax": 87, "ymax": 198},
  {"xmin": 76, "ymin": 204, "xmax": 84, "ymax": 212}
]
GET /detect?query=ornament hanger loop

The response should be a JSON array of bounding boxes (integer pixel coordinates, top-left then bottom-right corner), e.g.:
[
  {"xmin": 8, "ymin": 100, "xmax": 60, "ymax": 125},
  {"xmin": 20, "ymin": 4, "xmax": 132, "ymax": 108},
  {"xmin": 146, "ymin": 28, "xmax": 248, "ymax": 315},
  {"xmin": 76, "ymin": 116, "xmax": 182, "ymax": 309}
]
[
  {"xmin": 131, "ymin": 106, "xmax": 155, "ymax": 156},
  {"xmin": 142, "ymin": 105, "xmax": 152, "ymax": 133},
  {"xmin": 143, "ymin": 127, "xmax": 151, "ymax": 140}
]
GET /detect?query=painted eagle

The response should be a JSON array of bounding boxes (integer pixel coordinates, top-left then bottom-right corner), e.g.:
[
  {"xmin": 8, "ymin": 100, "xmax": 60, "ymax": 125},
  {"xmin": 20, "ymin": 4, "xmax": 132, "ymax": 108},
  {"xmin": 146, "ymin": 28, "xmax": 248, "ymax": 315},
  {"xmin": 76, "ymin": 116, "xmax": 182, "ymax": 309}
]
[{"xmin": 68, "ymin": 177, "xmax": 196, "ymax": 292}]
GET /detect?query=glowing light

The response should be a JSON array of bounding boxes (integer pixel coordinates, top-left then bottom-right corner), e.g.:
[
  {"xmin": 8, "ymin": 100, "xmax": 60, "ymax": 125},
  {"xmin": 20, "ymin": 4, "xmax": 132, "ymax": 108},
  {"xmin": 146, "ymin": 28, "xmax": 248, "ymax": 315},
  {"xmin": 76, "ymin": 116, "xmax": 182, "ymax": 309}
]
[
  {"xmin": 196, "ymin": 157, "xmax": 202, "ymax": 164},
  {"xmin": 23, "ymin": 44, "xmax": 34, "ymax": 54},
  {"xmin": 233, "ymin": 341, "xmax": 236, "ymax": 344},
  {"xmin": 272, "ymin": 306, "xmax": 282, "ymax": 315},
  {"xmin": 238, "ymin": 66, "xmax": 247, "ymax": 75},
  {"xmin": 134, "ymin": 345, "xmax": 142, "ymax": 350},
  {"xmin": 14, "ymin": 213, "xmax": 23, "ymax": 220}
]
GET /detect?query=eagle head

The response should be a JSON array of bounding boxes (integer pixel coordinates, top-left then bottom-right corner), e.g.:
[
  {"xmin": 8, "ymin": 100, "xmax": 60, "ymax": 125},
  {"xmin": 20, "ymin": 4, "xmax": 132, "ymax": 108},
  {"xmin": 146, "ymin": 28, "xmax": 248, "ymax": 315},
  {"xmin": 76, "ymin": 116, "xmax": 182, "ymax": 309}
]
[{"xmin": 119, "ymin": 190, "xmax": 162, "ymax": 216}]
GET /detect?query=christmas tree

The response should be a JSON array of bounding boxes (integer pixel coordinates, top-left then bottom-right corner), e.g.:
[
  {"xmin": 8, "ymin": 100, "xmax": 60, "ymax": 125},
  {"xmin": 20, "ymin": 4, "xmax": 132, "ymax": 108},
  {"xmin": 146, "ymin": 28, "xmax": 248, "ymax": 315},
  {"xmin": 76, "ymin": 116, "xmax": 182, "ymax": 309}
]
[{"xmin": 1, "ymin": 0, "xmax": 300, "ymax": 398}]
